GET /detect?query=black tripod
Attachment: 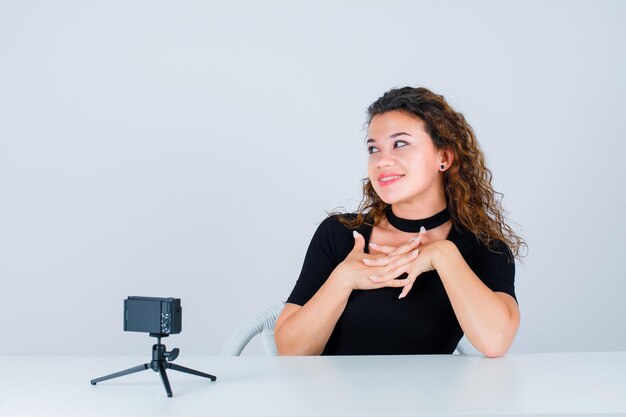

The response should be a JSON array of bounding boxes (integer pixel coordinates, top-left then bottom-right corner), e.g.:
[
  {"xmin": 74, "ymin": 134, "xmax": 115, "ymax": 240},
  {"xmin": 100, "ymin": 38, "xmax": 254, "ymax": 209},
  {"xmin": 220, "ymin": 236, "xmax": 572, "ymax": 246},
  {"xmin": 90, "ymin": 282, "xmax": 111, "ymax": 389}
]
[{"xmin": 90, "ymin": 333, "xmax": 217, "ymax": 397}]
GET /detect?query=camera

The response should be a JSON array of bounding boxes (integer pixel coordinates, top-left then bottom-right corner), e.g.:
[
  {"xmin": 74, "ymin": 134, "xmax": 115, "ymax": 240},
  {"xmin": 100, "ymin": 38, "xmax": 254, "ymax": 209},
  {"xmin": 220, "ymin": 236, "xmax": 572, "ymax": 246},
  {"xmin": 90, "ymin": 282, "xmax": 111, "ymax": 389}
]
[
  {"xmin": 92, "ymin": 296, "xmax": 215, "ymax": 397},
  {"xmin": 123, "ymin": 296, "xmax": 182, "ymax": 335}
]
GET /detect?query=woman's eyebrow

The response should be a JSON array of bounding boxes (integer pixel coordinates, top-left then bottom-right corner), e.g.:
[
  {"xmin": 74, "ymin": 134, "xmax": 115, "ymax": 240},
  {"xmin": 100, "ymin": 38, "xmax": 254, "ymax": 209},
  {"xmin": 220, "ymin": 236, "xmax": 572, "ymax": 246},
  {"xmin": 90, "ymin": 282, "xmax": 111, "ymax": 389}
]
[
  {"xmin": 390, "ymin": 131, "xmax": 413, "ymax": 138},
  {"xmin": 366, "ymin": 132, "xmax": 413, "ymax": 144}
]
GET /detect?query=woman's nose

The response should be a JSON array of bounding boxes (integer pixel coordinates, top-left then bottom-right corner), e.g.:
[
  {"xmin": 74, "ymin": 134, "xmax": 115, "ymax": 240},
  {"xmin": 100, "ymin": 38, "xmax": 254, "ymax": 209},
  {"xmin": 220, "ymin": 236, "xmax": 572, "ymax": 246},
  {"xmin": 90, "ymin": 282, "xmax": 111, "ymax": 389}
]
[{"xmin": 375, "ymin": 151, "xmax": 396, "ymax": 168}]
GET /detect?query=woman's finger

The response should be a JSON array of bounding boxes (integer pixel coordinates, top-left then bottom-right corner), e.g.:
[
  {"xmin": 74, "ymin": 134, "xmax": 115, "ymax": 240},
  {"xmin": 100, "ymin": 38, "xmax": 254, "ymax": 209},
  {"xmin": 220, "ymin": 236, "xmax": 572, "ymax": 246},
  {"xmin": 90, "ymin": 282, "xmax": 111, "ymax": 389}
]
[
  {"xmin": 363, "ymin": 247, "xmax": 419, "ymax": 268},
  {"xmin": 362, "ymin": 253, "xmax": 400, "ymax": 267},
  {"xmin": 388, "ymin": 236, "xmax": 421, "ymax": 256},
  {"xmin": 417, "ymin": 226, "xmax": 434, "ymax": 245},
  {"xmin": 367, "ymin": 242, "xmax": 397, "ymax": 254},
  {"xmin": 369, "ymin": 245, "xmax": 421, "ymax": 283},
  {"xmin": 382, "ymin": 248, "xmax": 419, "ymax": 273},
  {"xmin": 382, "ymin": 276, "xmax": 411, "ymax": 288},
  {"xmin": 368, "ymin": 236, "xmax": 420, "ymax": 255},
  {"xmin": 369, "ymin": 263, "xmax": 410, "ymax": 284},
  {"xmin": 398, "ymin": 279, "xmax": 415, "ymax": 299}
]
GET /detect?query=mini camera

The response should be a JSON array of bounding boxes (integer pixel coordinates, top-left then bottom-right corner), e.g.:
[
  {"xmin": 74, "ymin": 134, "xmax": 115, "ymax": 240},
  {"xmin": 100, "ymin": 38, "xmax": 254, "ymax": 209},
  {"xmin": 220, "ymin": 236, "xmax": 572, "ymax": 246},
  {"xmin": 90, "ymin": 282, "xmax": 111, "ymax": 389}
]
[
  {"xmin": 92, "ymin": 296, "xmax": 216, "ymax": 397},
  {"xmin": 123, "ymin": 296, "xmax": 182, "ymax": 335}
]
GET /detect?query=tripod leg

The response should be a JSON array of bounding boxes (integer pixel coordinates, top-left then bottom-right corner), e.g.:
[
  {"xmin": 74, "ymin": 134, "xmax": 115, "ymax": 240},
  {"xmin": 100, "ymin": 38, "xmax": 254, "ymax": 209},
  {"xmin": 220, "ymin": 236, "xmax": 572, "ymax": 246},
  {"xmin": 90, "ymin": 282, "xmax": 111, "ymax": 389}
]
[
  {"xmin": 91, "ymin": 363, "xmax": 149, "ymax": 385},
  {"xmin": 158, "ymin": 362, "xmax": 173, "ymax": 397},
  {"xmin": 168, "ymin": 363, "xmax": 217, "ymax": 381}
]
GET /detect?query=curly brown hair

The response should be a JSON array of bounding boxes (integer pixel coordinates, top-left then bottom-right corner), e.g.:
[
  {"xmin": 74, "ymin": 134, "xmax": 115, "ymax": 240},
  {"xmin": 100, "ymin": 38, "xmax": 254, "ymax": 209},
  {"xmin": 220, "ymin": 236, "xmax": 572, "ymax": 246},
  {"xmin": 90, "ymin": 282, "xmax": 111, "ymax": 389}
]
[{"xmin": 338, "ymin": 86, "xmax": 526, "ymax": 260}]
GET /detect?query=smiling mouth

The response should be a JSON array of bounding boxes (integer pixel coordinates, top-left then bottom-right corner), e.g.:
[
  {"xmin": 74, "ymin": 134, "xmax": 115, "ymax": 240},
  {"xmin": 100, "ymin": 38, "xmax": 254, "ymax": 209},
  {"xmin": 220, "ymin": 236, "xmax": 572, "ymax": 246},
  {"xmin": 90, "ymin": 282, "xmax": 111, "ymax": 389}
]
[
  {"xmin": 377, "ymin": 174, "xmax": 405, "ymax": 186},
  {"xmin": 379, "ymin": 175, "xmax": 404, "ymax": 182}
]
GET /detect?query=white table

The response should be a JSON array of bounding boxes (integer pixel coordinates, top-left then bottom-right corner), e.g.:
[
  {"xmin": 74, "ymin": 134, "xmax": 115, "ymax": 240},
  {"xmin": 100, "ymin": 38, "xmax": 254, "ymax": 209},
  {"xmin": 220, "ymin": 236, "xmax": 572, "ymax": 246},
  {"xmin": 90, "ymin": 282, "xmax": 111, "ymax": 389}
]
[{"xmin": 1, "ymin": 352, "xmax": 625, "ymax": 416}]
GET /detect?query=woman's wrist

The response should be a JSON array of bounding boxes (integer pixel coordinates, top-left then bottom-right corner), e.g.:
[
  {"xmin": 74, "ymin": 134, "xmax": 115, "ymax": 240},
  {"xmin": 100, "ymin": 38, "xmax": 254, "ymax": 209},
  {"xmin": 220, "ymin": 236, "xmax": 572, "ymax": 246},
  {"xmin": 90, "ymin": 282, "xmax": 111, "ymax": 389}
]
[
  {"xmin": 327, "ymin": 268, "xmax": 356, "ymax": 295},
  {"xmin": 431, "ymin": 240, "xmax": 458, "ymax": 271}
]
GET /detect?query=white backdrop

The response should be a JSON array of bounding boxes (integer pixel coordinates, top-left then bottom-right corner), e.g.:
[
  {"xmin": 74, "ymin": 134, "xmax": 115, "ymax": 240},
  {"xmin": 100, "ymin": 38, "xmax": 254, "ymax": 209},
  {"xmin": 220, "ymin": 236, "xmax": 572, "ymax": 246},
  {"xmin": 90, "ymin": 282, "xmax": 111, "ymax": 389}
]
[{"xmin": 1, "ymin": 0, "xmax": 625, "ymax": 356}]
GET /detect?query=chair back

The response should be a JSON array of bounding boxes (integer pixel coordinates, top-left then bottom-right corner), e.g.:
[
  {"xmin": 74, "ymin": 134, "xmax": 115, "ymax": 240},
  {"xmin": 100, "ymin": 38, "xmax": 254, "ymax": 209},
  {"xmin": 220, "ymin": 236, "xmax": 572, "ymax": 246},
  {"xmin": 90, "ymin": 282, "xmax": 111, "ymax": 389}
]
[{"xmin": 221, "ymin": 302, "xmax": 285, "ymax": 356}]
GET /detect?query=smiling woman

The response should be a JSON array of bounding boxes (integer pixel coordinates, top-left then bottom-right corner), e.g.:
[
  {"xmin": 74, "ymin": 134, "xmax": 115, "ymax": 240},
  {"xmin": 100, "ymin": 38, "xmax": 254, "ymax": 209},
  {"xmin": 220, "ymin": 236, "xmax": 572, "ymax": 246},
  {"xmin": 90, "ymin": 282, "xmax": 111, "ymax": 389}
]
[{"xmin": 274, "ymin": 87, "xmax": 526, "ymax": 357}]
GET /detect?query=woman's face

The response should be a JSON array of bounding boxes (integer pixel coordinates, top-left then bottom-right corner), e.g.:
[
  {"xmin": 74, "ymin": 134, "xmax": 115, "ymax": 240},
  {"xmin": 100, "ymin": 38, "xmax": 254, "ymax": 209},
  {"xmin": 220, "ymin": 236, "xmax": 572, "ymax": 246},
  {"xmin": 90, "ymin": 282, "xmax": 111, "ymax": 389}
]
[{"xmin": 367, "ymin": 110, "xmax": 446, "ymax": 208}]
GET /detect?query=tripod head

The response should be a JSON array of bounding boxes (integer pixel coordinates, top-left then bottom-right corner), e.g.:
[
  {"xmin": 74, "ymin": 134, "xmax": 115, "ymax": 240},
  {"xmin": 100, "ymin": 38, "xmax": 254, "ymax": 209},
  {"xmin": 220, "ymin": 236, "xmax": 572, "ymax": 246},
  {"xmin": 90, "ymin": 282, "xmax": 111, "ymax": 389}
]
[{"xmin": 148, "ymin": 333, "xmax": 179, "ymax": 363}]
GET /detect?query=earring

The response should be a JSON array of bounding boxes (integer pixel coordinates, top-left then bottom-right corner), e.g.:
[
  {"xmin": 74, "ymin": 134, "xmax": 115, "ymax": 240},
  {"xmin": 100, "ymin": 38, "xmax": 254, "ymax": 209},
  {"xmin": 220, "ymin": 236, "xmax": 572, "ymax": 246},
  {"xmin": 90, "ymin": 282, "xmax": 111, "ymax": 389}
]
[{"xmin": 440, "ymin": 164, "xmax": 445, "ymax": 170}]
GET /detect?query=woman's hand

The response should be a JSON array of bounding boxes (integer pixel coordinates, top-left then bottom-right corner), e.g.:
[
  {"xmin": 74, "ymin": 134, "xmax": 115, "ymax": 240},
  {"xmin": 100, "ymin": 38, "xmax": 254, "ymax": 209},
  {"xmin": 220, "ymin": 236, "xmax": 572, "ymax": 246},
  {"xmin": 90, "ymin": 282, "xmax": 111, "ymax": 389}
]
[
  {"xmin": 365, "ymin": 227, "xmax": 445, "ymax": 299},
  {"xmin": 330, "ymin": 231, "xmax": 421, "ymax": 291}
]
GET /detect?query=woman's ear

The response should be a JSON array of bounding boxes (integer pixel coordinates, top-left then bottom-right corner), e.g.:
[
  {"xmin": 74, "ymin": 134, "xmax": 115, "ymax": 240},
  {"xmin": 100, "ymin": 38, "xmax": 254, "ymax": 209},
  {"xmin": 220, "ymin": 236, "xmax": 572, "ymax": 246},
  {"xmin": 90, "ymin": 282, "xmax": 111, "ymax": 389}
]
[{"xmin": 439, "ymin": 148, "xmax": 454, "ymax": 171}]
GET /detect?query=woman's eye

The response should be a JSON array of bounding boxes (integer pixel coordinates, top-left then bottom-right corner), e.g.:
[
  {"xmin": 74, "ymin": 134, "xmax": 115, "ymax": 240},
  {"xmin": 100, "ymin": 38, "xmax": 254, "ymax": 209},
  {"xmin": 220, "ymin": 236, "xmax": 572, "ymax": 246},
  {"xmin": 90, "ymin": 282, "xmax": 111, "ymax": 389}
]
[
  {"xmin": 367, "ymin": 146, "xmax": 379, "ymax": 154},
  {"xmin": 394, "ymin": 140, "xmax": 408, "ymax": 149}
]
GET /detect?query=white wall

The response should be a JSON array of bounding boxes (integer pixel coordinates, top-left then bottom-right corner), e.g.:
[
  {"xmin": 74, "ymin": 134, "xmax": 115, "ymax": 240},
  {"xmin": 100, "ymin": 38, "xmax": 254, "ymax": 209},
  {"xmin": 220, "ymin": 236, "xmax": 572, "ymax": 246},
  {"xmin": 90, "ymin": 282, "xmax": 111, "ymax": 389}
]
[{"xmin": 1, "ymin": 0, "xmax": 624, "ymax": 356}]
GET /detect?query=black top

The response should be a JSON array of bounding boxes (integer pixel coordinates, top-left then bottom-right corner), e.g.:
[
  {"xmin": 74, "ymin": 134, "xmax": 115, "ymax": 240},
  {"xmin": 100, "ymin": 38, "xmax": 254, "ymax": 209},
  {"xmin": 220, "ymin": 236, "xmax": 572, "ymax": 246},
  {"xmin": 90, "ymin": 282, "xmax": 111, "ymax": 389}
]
[{"xmin": 286, "ymin": 214, "xmax": 517, "ymax": 355}]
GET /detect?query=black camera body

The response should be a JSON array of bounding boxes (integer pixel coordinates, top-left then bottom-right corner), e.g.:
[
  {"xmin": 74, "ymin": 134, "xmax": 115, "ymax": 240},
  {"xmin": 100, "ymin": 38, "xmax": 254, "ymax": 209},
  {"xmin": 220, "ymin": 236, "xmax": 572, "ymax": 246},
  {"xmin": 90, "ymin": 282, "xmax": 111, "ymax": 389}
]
[{"xmin": 124, "ymin": 296, "xmax": 182, "ymax": 335}]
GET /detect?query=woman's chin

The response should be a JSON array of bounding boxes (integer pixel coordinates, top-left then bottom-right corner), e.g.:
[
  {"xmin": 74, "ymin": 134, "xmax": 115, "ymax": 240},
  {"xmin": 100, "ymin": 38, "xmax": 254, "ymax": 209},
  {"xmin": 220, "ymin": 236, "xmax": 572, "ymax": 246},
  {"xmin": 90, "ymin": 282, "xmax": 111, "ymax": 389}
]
[
  {"xmin": 376, "ymin": 193, "xmax": 401, "ymax": 205},
  {"xmin": 372, "ymin": 185, "xmax": 409, "ymax": 205}
]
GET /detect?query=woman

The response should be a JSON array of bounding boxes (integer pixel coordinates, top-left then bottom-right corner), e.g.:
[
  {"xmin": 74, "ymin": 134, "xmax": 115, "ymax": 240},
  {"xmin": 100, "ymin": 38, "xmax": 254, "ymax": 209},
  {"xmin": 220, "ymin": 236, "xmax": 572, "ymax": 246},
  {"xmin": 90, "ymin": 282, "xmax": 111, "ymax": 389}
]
[{"xmin": 275, "ymin": 86, "xmax": 524, "ymax": 357}]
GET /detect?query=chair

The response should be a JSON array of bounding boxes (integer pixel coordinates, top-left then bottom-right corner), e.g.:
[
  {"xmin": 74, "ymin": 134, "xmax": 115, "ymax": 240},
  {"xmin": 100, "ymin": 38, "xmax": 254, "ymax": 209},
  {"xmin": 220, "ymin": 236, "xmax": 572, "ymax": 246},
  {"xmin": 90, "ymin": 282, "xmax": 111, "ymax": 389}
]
[
  {"xmin": 221, "ymin": 302, "xmax": 284, "ymax": 356},
  {"xmin": 221, "ymin": 301, "xmax": 481, "ymax": 356}
]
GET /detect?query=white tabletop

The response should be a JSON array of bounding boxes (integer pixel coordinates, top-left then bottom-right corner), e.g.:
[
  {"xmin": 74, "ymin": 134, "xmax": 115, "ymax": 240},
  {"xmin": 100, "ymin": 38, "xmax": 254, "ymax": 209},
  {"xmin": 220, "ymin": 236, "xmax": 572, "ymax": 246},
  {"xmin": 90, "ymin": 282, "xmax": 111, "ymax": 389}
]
[{"xmin": 1, "ymin": 352, "xmax": 625, "ymax": 416}]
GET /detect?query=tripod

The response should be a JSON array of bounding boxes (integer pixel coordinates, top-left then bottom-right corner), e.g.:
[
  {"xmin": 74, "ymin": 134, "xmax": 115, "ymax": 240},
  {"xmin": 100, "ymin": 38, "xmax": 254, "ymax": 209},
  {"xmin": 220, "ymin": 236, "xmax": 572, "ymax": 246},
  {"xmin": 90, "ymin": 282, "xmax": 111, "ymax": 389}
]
[{"xmin": 90, "ymin": 333, "xmax": 216, "ymax": 397}]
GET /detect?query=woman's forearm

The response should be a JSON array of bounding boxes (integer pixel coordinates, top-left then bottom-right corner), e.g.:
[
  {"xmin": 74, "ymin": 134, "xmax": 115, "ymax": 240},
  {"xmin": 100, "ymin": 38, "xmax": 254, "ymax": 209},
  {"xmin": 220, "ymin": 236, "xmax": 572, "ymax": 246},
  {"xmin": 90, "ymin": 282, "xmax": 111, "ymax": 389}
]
[
  {"xmin": 434, "ymin": 241, "xmax": 520, "ymax": 357},
  {"xmin": 275, "ymin": 273, "xmax": 353, "ymax": 355}
]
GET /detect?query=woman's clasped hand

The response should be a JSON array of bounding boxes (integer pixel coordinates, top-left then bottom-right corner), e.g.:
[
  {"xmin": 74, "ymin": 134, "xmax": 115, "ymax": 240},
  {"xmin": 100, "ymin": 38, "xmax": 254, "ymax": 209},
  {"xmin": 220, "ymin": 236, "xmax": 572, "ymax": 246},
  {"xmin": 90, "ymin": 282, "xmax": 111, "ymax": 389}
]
[{"xmin": 334, "ymin": 228, "xmax": 442, "ymax": 299}]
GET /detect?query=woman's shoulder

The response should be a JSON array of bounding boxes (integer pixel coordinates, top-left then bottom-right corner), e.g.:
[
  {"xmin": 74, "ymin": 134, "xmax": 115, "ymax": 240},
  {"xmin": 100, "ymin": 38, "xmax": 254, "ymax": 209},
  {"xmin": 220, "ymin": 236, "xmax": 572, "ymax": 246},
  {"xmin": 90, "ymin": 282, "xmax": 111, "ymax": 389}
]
[
  {"xmin": 451, "ymin": 224, "xmax": 514, "ymax": 264},
  {"xmin": 304, "ymin": 213, "xmax": 364, "ymax": 263},
  {"xmin": 317, "ymin": 212, "xmax": 360, "ymax": 234},
  {"xmin": 451, "ymin": 225, "xmax": 517, "ymax": 301},
  {"xmin": 313, "ymin": 212, "xmax": 371, "ymax": 244}
]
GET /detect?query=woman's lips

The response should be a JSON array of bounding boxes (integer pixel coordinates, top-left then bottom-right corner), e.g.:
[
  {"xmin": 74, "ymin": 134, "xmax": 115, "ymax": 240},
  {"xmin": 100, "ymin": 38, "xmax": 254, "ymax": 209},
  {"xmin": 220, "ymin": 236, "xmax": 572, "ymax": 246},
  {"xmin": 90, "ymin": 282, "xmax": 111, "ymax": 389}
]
[{"xmin": 378, "ymin": 174, "xmax": 405, "ymax": 187}]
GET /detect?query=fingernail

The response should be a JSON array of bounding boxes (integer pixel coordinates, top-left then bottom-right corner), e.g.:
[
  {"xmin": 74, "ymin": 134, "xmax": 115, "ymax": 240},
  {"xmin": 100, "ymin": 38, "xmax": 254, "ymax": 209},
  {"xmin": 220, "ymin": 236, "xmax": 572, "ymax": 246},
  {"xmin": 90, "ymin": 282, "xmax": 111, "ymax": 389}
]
[
  {"xmin": 369, "ymin": 275, "xmax": 379, "ymax": 281},
  {"xmin": 409, "ymin": 236, "xmax": 421, "ymax": 243},
  {"xmin": 353, "ymin": 231, "xmax": 360, "ymax": 238},
  {"xmin": 369, "ymin": 242, "xmax": 378, "ymax": 247},
  {"xmin": 398, "ymin": 293, "xmax": 405, "ymax": 299},
  {"xmin": 362, "ymin": 258, "xmax": 371, "ymax": 264},
  {"xmin": 420, "ymin": 226, "xmax": 426, "ymax": 233}
]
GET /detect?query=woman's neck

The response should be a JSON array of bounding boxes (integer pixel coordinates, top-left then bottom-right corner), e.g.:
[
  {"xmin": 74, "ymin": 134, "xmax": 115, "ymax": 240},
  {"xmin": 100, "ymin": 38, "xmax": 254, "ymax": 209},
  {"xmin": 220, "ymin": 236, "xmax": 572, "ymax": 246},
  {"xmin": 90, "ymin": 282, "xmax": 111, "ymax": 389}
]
[{"xmin": 390, "ymin": 199, "xmax": 447, "ymax": 220}]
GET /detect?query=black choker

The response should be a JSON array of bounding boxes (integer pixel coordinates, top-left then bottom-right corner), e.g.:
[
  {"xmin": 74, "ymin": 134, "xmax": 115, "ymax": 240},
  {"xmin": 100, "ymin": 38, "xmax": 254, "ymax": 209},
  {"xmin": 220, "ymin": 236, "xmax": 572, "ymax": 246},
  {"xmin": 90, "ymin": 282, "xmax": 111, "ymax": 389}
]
[{"xmin": 385, "ymin": 205, "xmax": 451, "ymax": 232}]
